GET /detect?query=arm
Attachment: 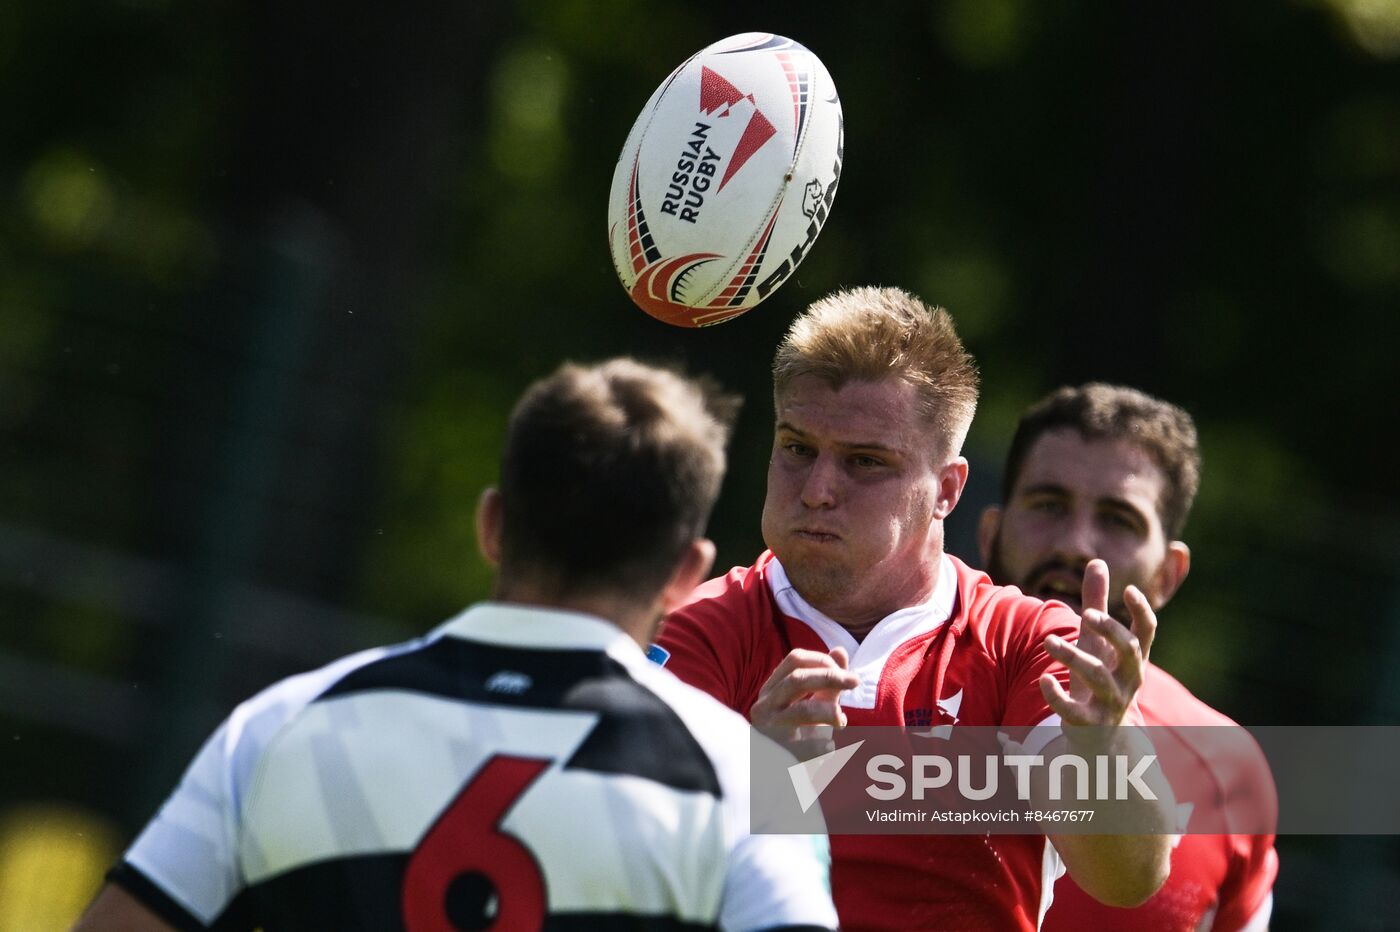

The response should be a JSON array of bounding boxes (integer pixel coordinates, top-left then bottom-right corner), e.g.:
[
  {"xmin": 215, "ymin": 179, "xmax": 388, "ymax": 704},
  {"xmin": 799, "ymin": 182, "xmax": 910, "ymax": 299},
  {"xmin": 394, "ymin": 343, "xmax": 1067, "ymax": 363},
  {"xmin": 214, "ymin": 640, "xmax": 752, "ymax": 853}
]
[
  {"xmin": 720, "ymin": 830, "xmax": 839, "ymax": 932},
  {"xmin": 720, "ymin": 731, "xmax": 839, "ymax": 932},
  {"xmin": 72, "ymin": 884, "xmax": 178, "ymax": 932},
  {"xmin": 74, "ymin": 718, "xmax": 247, "ymax": 932},
  {"xmin": 1037, "ymin": 560, "xmax": 1174, "ymax": 907},
  {"xmin": 1213, "ymin": 733, "xmax": 1279, "ymax": 931}
]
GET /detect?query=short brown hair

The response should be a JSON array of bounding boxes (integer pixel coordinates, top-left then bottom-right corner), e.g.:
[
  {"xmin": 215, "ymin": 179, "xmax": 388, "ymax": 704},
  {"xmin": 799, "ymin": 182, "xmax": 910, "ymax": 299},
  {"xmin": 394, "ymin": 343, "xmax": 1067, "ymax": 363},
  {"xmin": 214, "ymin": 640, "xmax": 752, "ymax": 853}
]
[
  {"xmin": 1003, "ymin": 383, "xmax": 1201, "ymax": 538},
  {"xmin": 498, "ymin": 358, "xmax": 740, "ymax": 595},
  {"xmin": 772, "ymin": 286, "xmax": 980, "ymax": 457}
]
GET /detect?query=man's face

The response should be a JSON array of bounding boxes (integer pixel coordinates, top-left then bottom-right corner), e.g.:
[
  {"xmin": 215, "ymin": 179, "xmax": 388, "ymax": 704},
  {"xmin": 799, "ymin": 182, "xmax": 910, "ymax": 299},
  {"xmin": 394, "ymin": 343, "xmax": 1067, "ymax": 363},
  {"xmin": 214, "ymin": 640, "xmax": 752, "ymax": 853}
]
[
  {"xmin": 761, "ymin": 374, "xmax": 965, "ymax": 628},
  {"xmin": 983, "ymin": 428, "xmax": 1184, "ymax": 618}
]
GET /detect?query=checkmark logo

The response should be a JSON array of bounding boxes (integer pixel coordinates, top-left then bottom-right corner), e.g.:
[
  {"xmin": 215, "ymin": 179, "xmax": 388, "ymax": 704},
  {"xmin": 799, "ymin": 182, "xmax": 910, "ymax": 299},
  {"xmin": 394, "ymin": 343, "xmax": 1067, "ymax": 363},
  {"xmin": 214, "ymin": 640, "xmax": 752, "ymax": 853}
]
[{"xmin": 787, "ymin": 740, "xmax": 865, "ymax": 813}]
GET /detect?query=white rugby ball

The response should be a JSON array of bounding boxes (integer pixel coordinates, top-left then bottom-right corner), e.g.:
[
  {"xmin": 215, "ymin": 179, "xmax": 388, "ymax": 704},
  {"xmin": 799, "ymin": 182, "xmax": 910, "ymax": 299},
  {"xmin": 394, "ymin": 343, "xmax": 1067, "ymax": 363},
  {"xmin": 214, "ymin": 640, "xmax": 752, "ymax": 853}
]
[{"xmin": 608, "ymin": 33, "xmax": 843, "ymax": 327}]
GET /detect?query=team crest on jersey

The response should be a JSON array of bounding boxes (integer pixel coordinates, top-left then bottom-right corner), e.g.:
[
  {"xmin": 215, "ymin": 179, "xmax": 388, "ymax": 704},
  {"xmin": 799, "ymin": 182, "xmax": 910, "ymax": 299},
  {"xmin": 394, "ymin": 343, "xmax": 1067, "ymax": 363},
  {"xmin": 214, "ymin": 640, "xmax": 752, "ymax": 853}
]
[
  {"xmin": 907, "ymin": 689, "xmax": 963, "ymax": 738},
  {"xmin": 645, "ymin": 643, "xmax": 671, "ymax": 667},
  {"xmin": 485, "ymin": 670, "xmax": 533, "ymax": 695}
]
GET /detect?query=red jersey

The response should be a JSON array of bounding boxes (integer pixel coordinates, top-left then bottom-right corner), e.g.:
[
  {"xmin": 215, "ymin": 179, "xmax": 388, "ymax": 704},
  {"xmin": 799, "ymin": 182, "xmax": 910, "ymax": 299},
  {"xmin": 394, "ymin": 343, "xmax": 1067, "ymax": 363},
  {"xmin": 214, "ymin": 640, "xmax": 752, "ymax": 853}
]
[
  {"xmin": 1043, "ymin": 664, "xmax": 1278, "ymax": 932},
  {"xmin": 656, "ymin": 551, "xmax": 1080, "ymax": 932}
]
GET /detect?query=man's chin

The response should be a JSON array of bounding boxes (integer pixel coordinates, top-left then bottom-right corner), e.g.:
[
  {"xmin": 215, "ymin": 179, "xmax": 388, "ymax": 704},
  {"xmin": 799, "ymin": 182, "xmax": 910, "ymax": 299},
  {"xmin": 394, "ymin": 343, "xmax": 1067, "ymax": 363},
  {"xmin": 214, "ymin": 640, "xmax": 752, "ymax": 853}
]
[{"xmin": 778, "ymin": 555, "xmax": 851, "ymax": 607}]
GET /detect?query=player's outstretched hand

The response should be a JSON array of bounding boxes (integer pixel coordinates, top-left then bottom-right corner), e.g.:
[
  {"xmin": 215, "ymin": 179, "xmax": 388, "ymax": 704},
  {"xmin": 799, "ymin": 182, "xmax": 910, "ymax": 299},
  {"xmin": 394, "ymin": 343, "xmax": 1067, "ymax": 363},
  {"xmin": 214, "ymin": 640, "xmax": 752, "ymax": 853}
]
[
  {"xmin": 751, "ymin": 648, "xmax": 860, "ymax": 758},
  {"xmin": 1039, "ymin": 558, "xmax": 1156, "ymax": 730}
]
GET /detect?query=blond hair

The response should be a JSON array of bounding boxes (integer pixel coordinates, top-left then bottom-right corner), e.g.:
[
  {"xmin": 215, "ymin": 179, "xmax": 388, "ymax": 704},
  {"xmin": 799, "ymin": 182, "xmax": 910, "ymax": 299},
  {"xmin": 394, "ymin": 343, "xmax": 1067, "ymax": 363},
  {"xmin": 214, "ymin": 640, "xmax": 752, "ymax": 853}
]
[{"xmin": 773, "ymin": 286, "xmax": 979, "ymax": 457}]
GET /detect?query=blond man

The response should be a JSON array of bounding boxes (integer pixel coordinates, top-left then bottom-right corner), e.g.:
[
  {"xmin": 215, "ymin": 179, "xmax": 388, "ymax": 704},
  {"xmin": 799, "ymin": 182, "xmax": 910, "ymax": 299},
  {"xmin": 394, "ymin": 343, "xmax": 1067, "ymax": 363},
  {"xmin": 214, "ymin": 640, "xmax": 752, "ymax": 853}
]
[{"xmin": 657, "ymin": 287, "xmax": 1172, "ymax": 931}]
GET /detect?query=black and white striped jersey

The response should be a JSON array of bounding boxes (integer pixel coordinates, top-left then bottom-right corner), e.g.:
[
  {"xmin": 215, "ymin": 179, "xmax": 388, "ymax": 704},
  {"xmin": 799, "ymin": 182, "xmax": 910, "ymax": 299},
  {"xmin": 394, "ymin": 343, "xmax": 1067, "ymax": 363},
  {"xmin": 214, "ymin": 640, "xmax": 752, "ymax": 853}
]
[{"xmin": 111, "ymin": 603, "xmax": 838, "ymax": 931}]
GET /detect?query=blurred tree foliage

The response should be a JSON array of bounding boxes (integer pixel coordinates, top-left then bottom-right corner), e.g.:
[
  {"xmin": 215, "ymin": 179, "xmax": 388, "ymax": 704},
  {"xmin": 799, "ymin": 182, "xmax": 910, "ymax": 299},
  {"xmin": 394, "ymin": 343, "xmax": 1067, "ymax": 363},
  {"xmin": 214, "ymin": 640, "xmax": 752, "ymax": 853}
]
[{"xmin": 1, "ymin": 0, "xmax": 1399, "ymax": 925}]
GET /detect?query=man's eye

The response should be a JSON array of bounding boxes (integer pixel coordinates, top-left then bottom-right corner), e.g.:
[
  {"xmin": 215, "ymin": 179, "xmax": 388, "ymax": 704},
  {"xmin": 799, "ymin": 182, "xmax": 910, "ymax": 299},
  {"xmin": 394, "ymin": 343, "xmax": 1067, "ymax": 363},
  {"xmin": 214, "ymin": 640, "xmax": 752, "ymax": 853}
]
[
  {"xmin": 1029, "ymin": 498, "xmax": 1066, "ymax": 515},
  {"xmin": 1103, "ymin": 511, "xmax": 1142, "ymax": 533},
  {"xmin": 784, "ymin": 442, "xmax": 814, "ymax": 457},
  {"xmin": 851, "ymin": 455, "xmax": 883, "ymax": 468}
]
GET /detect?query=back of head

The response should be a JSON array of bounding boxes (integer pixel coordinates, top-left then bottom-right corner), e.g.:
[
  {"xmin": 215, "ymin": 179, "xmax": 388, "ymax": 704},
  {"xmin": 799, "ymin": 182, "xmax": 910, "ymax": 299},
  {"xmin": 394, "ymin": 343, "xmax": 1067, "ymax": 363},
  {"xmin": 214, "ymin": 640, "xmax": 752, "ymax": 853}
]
[
  {"xmin": 1003, "ymin": 383, "xmax": 1201, "ymax": 538},
  {"xmin": 772, "ymin": 286, "xmax": 980, "ymax": 458},
  {"xmin": 498, "ymin": 358, "xmax": 740, "ymax": 598}
]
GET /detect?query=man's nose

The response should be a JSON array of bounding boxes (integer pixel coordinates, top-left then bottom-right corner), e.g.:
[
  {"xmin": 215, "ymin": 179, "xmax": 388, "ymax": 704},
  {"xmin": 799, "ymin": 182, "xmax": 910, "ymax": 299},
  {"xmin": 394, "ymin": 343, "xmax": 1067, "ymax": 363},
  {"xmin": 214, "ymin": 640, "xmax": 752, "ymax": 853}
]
[
  {"xmin": 1053, "ymin": 513, "xmax": 1098, "ymax": 564},
  {"xmin": 800, "ymin": 454, "xmax": 840, "ymax": 509}
]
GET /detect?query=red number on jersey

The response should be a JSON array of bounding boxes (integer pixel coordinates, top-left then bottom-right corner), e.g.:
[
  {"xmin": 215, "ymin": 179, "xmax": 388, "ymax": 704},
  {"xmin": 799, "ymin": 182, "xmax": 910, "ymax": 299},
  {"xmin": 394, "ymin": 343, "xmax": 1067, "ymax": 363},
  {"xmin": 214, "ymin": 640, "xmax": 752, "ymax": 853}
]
[{"xmin": 402, "ymin": 755, "xmax": 551, "ymax": 931}]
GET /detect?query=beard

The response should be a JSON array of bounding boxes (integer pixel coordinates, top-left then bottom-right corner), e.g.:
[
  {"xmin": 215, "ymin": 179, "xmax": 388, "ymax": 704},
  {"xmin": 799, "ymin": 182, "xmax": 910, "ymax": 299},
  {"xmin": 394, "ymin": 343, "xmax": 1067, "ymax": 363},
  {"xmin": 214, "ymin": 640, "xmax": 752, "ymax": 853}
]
[{"xmin": 986, "ymin": 531, "xmax": 1128, "ymax": 621}]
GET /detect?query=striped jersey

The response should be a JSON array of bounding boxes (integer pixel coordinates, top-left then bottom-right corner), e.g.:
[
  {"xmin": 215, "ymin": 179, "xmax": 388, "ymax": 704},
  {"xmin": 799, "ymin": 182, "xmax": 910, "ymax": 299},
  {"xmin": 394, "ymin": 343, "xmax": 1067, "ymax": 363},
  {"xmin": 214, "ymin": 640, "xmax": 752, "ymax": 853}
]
[{"xmin": 111, "ymin": 603, "xmax": 839, "ymax": 931}]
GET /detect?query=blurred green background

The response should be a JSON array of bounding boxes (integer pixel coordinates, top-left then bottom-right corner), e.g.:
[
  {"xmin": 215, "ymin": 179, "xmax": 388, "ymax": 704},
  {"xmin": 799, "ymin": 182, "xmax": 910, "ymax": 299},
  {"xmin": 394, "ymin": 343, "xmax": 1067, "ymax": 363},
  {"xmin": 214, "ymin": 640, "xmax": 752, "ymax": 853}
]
[{"xmin": 2, "ymin": 0, "xmax": 1398, "ymax": 927}]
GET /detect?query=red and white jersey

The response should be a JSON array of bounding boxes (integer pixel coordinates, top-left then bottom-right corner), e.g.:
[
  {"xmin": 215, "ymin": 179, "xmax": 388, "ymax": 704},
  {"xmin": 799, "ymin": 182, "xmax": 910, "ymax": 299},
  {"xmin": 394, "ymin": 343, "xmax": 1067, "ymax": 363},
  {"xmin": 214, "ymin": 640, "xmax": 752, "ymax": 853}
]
[
  {"xmin": 110, "ymin": 604, "xmax": 838, "ymax": 931},
  {"xmin": 1043, "ymin": 664, "xmax": 1278, "ymax": 932},
  {"xmin": 656, "ymin": 552, "xmax": 1080, "ymax": 932}
]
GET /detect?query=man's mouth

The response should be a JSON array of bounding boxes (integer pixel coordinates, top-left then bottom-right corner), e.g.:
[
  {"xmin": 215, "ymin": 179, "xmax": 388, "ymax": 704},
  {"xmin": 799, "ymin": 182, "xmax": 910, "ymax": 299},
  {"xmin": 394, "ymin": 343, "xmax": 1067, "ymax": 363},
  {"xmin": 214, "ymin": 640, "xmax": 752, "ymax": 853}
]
[
  {"xmin": 1029, "ymin": 571, "xmax": 1083, "ymax": 610},
  {"xmin": 793, "ymin": 528, "xmax": 842, "ymax": 543}
]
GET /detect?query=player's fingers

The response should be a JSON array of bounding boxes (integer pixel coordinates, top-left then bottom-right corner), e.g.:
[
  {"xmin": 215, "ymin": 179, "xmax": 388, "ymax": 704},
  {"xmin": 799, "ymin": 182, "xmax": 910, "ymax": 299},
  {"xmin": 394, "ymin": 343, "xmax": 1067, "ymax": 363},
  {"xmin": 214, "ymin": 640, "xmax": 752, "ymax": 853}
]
[
  {"xmin": 830, "ymin": 645, "xmax": 850, "ymax": 670},
  {"xmin": 752, "ymin": 649, "xmax": 857, "ymax": 731},
  {"xmin": 787, "ymin": 727, "xmax": 838, "ymax": 761},
  {"xmin": 1123, "ymin": 586, "xmax": 1158, "ymax": 663},
  {"xmin": 1039, "ymin": 674, "xmax": 1092, "ymax": 726},
  {"xmin": 752, "ymin": 694, "xmax": 845, "ymax": 731},
  {"xmin": 1082, "ymin": 612, "xmax": 1143, "ymax": 699},
  {"xmin": 757, "ymin": 649, "xmax": 852, "ymax": 695},
  {"xmin": 782, "ymin": 696, "xmax": 849, "ymax": 728},
  {"xmin": 780, "ymin": 665, "xmax": 861, "ymax": 696},
  {"xmin": 1081, "ymin": 559, "xmax": 1109, "ymax": 616},
  {"xmin": 1044, "ymin": 632, "xmax": 1122, "ymax": 711}
]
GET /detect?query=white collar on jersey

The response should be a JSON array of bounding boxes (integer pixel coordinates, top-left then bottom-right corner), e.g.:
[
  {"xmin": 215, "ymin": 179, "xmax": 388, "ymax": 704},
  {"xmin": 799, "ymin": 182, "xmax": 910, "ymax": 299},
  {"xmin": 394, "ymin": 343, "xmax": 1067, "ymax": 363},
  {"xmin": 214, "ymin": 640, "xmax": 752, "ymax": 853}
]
[
  {"xmin": 432, "ymin": 602, "xmax": 648, "ymax": 668},
  {"xmin": 766, "ymin": 554, "xmax": 958, "ymax": 710}
]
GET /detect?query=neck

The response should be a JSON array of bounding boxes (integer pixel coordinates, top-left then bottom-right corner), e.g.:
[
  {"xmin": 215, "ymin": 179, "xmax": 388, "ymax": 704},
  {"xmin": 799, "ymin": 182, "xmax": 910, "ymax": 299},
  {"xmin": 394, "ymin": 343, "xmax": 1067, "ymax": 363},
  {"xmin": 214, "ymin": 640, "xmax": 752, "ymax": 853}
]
[
  {"xmin": 492, "ymin": 579, "xmax": 660, "ymax": 649},
  {"xmin": 805, "ymin": 551, "xmax": 945, "ymax": 643}
]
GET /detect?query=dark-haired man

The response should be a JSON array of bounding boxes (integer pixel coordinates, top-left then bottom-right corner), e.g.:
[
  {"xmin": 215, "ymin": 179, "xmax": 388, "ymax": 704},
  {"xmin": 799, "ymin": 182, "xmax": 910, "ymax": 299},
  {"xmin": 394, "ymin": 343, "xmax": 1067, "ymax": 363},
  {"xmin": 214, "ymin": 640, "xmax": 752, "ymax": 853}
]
[
  {"xmin": 979, "ymin": 382, "xmax": 1278, "ymax": 932},
  {"xmin": 75, "ymin": 358, "xmax": 838, "ymax": 932}
]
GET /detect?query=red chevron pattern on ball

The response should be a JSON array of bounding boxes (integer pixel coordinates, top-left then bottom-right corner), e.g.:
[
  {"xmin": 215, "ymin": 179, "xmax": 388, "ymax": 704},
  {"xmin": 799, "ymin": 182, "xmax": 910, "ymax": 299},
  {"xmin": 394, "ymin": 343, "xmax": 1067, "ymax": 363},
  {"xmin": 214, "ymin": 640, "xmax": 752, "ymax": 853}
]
[{"xmin": 607, "ymin": 33, "xmax": 843, "ymax": 327}]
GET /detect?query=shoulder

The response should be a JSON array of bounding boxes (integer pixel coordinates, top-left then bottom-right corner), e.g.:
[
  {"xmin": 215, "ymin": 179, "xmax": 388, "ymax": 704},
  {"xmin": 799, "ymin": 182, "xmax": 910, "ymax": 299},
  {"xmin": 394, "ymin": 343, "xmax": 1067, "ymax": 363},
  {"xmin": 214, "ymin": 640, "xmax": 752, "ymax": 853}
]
[
  {"xmin": 678, "ymin": 553, "xmax": 776, "ymax": 619},
  {"xmin": 624, "ymin": 658, "xmax": 755, "ymax": 765},
  {"xmin": 1138, "ymin": 664, "xmax": 1238, "ymax": 727},
  {"xmin": 658, "ymin": 553, "xmax": 779, "ymax": 650},
  {"xmin": 1140, "ymin": 664, "xmax": 1277, "ymax": 819},
  {"xmin": 949, "ymin": 555, "xmax": 1077, "ymax": 648},
  {"xmin": 219, "ymin": 637, "xmax": 429, "ymax": 781}
]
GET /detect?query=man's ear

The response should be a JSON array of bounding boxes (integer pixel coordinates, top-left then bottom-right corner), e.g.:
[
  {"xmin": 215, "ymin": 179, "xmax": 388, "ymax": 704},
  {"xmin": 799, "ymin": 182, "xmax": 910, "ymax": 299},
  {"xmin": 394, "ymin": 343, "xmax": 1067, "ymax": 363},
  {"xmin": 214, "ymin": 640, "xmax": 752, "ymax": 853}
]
[
  {"xmin": 933, "ymin": 457, "xmax": 970, "ymax": 520},
  {"xmin": 475, "ymin": 488, "xmax": 504, "ymax": 567},
  {"xmin": 977, "ymin": 505, "xmax": 1002, "ymax": 567},
  {"xmin": 1150, "ymin": 541, "xmax": 1191, "ymax": 609},
  {"xmin": 659, "ymin": 538, "xmax": 716, "ymax": 615}
]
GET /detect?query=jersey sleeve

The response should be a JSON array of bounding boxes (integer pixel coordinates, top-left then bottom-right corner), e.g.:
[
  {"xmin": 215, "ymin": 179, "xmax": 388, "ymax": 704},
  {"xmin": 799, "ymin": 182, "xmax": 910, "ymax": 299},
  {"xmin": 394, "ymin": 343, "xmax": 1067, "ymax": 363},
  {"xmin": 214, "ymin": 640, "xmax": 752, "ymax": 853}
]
[
  {"xmin": 111, "ymin": 719, "xmax": 248, "ymax": 930},
  {"xmin": 720, "ymin": 832, "xmax": 839, "ymax": 931},
  {"xmin": 1211, "ymin": 738, "xmax": 1279, "ymax": 932},
  {"xmin": 656, "ymin": 571, "xmax": 763, "ymax": 714},
  {"xmin": 1212, "ymin": 833, "xmax": 1277, "ymax": 932},
  {"xmin": 718, "ymin": 729, "xmax": 839, "ymax": 932},
  {"xmin": 1001, "ymin": 601, "xmax": 1078, "ymax": 729}
]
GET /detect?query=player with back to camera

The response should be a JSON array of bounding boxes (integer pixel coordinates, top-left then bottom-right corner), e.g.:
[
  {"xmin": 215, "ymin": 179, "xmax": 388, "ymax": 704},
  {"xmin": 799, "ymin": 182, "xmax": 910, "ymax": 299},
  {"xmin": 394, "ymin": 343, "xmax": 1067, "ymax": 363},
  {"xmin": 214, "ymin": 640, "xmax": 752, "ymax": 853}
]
[
  {"xmin": 73, "ymin": 358, "xmax": 839, "ymax": 932},
  {"xmin": 655, "ymin": 286, "xmax": 1175, "ymax": 931},
  {"xmin": 978, "ymin": 383, "xmax": 1278, "ymax": 932}
]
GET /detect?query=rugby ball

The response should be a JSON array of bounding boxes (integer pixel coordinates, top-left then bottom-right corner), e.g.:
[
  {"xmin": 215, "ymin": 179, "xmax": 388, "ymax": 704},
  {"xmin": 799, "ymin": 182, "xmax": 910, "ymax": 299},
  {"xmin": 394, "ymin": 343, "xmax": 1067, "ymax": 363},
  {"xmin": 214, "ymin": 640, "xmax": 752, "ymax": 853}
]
[{"xmin": 607, "ymin": 33, "xmax": 843, "ymax": 327}]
